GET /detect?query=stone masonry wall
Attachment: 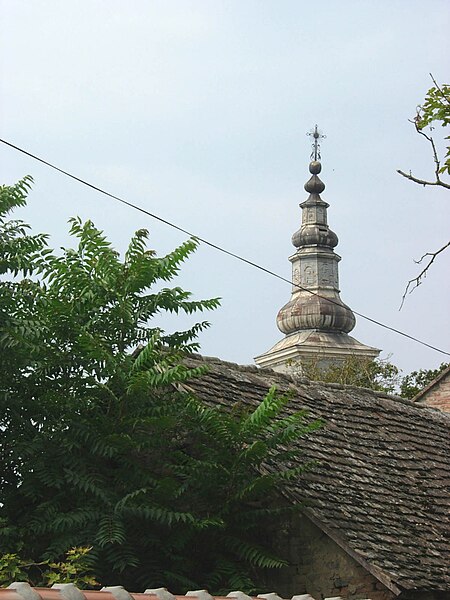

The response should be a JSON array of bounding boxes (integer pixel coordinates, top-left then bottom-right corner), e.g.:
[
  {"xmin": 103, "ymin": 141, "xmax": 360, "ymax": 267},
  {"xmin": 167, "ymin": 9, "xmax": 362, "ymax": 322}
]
[{"xmin": 266, "ymin": 513, "xmax": 394, "ymax": 600}]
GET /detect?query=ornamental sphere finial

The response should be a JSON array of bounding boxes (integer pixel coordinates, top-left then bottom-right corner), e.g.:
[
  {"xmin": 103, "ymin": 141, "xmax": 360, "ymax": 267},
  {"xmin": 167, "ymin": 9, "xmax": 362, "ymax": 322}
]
[{"xmin": 309, "ymin": 161, "xmax": 322, "ymax": 174}]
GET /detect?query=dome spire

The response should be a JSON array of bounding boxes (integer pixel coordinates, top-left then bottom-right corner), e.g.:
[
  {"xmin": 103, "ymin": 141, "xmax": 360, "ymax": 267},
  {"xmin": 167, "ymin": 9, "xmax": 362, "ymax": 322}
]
[
  {"xmin": 254, "ymin": 126, "xmax": 380, "ymax": 373},
  {"xmin": 277, "ymin": 145, "xmax": 356, "ymax": 336}
]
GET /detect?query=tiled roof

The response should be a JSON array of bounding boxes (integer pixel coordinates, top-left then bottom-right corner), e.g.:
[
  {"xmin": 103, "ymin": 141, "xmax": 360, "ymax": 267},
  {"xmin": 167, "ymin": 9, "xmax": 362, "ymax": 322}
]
[
  {"xmin": 1, "ymin": 584, "xmax": 359, "ymax": 600},
  {"xmin": 181, "ymin": 355, "xmax": 450, "ymax": 594}
]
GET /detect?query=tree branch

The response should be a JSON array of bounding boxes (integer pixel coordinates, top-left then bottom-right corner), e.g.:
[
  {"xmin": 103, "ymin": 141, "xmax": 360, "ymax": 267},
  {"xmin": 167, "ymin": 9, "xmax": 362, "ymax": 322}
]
[
  {"xmin": 397, "ymin": 115, "xmax": 450, "ymax": 189},
  {"xmin": 415, "ymin": 118, "xmax": 443, "ymax": 182},
  {"xmin": 399, "ymin": 240, "xmax": 450, "ymax": 309},
  {"xmin": 398, "ymin": 76, "xmax": 450, "ymax": 307},
  {"xmin": 430, "ymin": 73, "xmax": 450, "ymax": 107},
  {"xmin": 396, "ymin": 169, "xmax": 450, "ymax": 189}
]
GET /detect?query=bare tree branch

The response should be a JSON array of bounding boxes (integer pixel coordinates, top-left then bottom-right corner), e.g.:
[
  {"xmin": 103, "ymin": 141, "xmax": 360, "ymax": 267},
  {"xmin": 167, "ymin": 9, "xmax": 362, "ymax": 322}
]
[
  {"xmin": 397, "ymin": 116, "xmax": 450, "ymax": 189},
  {"xmin": 398, "ymin": 76, "xmax": 450, "ymax": 307},
  {"xmin": 396, "ymin": 169, "xmax": 450, "ymax": 189},
  {"xmin": 399, "ymin": 240, "xmax": 450, "ymax": 309}
]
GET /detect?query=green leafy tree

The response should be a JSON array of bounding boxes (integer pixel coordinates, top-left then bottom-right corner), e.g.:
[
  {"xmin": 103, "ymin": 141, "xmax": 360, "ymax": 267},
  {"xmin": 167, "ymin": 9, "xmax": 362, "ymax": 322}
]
[
  {"xmin": 0, "ymin": 548, "xmax": 98, "ymax": 588},
  {"xmin": 300, "ymin": 355, "xmax": 401, "ymax": 395},
  {"xmin": 400, "ymin": 362, "xmax": 449, "ymax": 399},
  {"xmin": 398, "ymin": 76, "xmax": 450, "ymax": 304},
  {"xmin": 0, "ymin": 179, "xmax": 320, "ymax": 593},
  {"xmin": 300, "ymin": 354, "xmax": 449, "ymax": 402},
  {"xmin": 0, "ymin": 176, "xmax": 48, "ymax": 379}
]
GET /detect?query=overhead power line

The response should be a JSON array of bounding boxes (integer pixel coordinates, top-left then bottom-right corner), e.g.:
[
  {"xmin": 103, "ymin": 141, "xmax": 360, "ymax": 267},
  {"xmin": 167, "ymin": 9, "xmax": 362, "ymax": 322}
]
[{"xmin": 1, "ymin": 137, "xmax": 449, "ymax": 357}]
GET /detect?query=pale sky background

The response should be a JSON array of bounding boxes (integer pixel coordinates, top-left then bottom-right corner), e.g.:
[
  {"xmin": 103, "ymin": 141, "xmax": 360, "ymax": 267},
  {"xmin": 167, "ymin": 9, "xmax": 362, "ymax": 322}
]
[{"xmin": 1, "ymin": 0, "xmax": 449, "ymax": 377}]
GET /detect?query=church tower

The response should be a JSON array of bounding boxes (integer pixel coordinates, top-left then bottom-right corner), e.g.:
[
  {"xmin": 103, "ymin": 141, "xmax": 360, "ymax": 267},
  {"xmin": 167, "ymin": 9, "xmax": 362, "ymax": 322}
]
[{"xmin": 255, "ymin": 127, "xmax": 379, "ymax": 373}]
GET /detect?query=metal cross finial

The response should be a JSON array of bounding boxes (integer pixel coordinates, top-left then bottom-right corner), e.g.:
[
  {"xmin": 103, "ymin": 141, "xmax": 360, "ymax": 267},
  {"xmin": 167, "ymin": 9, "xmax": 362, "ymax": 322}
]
[{"xmin": 307, "ymin": 124, "xmax": 326, "ymax": 161}]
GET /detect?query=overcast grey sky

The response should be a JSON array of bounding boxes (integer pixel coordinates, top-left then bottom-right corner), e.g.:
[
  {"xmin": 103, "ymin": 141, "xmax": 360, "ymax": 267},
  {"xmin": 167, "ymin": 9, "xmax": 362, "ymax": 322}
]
[{"xmin": 1, "ymin": 0, "xmax": 449, "ymax": 375}]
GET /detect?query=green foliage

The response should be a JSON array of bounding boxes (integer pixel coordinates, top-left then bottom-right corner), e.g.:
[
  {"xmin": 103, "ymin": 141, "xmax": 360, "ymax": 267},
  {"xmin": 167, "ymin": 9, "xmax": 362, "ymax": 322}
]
[
  {"xmin": 0, "ymin": 180, "xmax": 319, "ymax": 594},
  {"xmin": 300, "ymin": 355, "xmax": 401, "ymax": 394},
  {"xmin": 301, "ymin": 354, "xmax": 449, "ymax": 401},
  {"xmin": 416, "ymin": 80, "xmax": 450, "ymax": 176},
  {"xmin": 399, "ymin": 362, "xmax": 449, "ymax": 399},
  {"xmin": 0, "ymin": 547, "xmax": 98, "ymax": 588},
  {"xmin": 0, "ymin": 553, "xmax": 28, "ymax": 586},
  {"xmin": 0, "ymin": 176, "xmax": 48, "ymax": 276}
]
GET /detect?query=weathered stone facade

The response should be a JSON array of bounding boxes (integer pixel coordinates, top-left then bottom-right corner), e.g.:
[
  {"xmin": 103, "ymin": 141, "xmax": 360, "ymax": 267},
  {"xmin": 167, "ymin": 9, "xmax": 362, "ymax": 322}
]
[{"xmin": 269, "ymin": 514, "xmax": 394, "ymax": 600}]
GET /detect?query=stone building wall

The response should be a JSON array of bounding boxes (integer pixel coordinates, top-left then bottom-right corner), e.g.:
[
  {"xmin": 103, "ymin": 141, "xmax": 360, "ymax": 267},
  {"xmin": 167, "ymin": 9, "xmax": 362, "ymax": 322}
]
[
  {"xmin": 415, "ymin": 368, "xmax": 450, "ymax": 413},
  {"xmin": 267, "ymin": 514, "xmax": 394, "ymax": 600}
]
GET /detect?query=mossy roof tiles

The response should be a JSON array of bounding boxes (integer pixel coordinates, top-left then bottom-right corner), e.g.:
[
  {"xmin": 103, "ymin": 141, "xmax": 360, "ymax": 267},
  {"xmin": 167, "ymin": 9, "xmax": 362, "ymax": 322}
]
[{"xmin": 183, "ymin": 355, "xmax": 450, "ymax": 594}]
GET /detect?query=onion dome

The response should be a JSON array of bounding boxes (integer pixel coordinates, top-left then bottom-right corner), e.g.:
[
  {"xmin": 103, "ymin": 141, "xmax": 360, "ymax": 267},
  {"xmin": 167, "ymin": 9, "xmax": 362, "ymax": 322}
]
[{"xmin": 277, "ymin": 292, "xmax": 356, "ymax": 334}]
